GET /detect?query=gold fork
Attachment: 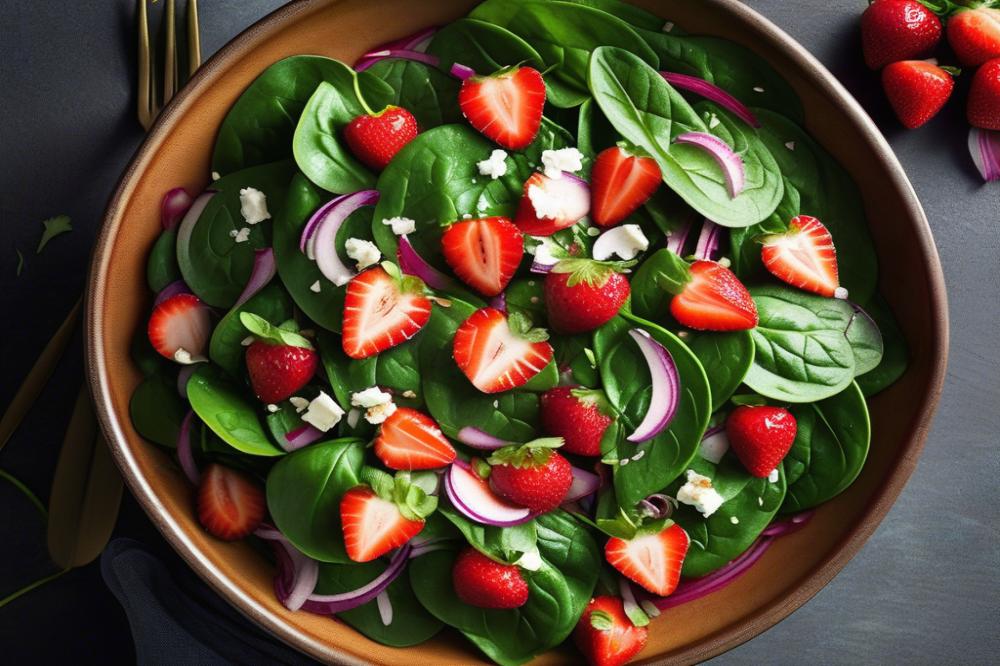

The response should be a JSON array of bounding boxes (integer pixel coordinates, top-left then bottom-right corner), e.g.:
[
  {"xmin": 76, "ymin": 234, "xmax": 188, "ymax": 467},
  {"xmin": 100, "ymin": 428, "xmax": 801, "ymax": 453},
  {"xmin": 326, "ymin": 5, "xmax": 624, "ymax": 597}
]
[{"xmin": 138, "ymin": 0, "xmax": 201, "ymax": 130}]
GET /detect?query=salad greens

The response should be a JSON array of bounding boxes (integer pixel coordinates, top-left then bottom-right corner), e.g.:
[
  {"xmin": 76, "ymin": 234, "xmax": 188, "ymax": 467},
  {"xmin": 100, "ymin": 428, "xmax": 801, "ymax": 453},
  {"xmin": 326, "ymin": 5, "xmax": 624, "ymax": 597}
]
[{"xmin": 130, "ymin": 1, "xmax": 909, "ymax": 663}]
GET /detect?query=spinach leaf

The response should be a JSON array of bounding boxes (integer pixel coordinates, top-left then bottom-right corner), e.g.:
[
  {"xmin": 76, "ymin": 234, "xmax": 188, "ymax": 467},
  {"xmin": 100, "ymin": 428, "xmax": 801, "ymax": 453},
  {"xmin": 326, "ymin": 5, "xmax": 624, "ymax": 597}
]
[
  {"xmin": 588, "ymin": 47, "xmax": 782, "ymax": 228},
  {"xmin": 427, "ymin": 18, "xmax": 544, "ymax": 77},
  {"xmin": 146, "ymin": 229, "xmax": 180, "ymax": 292},
  {"xmin": 129, "ymin": 374, "xmax": 187, "ymax": 448},
  {"xmin": 845, "ymin": 302, "xmax": 884, "ymax": 376},
  {"xmin": 314, "ymin": 564, "xmax": 443, "ymax": 647},
  {"xmin": 186, "ymin": 365, "xmax": 284, "ymax": 456},
  {"xmin": 409, "ymin": 510, "xmax": 598, "ymax": 666},
  {"xmin": 371, "ymin": 122, "xmax": 571, "ymax": 271},
  {"xmin": 470, "ymin": 0, "xmax": 658, "ymax": 108},
  {"xmin": 292, "ymin": 74, "xmax": 394, "ymax": 194},
  {"xmin": 856, "ymin": 296, "xmax": 909, "ymax": 397},
  {"xmin": 212, "ymin": 56, "xmax": 392, "ymax": 175},
  {"xmin": 365, "ymin": 59, "xmax": 462, "ymax": 130},
  {"xmin": 317, "ymin": 328, "xmax": 424, "ymax": 411},
  {"xmin": 744, "ymin": 286, "xmax": 858, "ymax": 403},
  {"xmin": 176, "ymin": 160, "xmax": 297, "ymax": 308},
  {"xmin": 668, "ymin": 454, "xmax": 786, "ymax": 577},
  {"xmin": 640, "ymin": 31, "xmax": 804, "ymax": 123},
  {"xmin": 208, "ymin": 282, "xmax": 294, "ymax": 376},
  {"xmin": 628, "ymin": 247, "xmax": 690, "ymax": 325},
  {"xmin": 595, "ymin": 314, "xmax": 711, "ymax": 508},
  {"xmin": 782, "ymin": 382, "xmax": 870, "ymax": 512},
  {"xmin": 265, "ymin": 438, "xmax": 365, "ymax": 562},
  {"xmin": 553, "ymin": 332, "xmax": 600, "ymax": 388},
  {"xmin": 557, "ymin": 0, "xmax": 666, "ymax": 30},
  {"xmin": 753, "ymin": 108, "xmax": 878, "ymax": 304},
  {"xmin": 685, "ymin": 330, "xmax": 755, "ymax": 412},
  {"xmin": 438, "ymin": 504, "xmax": 538, "ymax": 565}
]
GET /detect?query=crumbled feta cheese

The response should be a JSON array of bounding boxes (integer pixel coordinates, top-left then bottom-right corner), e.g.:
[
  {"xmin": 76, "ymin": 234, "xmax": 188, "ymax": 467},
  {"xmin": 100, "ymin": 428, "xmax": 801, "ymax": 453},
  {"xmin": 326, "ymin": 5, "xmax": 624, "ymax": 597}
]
[
  {"xmin": 758, "ymin": 497, "xmax": 764, "ymax": 506},
  {"xmin": 699, "ymin": 430, "xmax": 730, "ymax": 464},
  {"xmin": 515, "ymin": 547, "xmax": 543, "ymax": 571},
  {"xmin": 785, "ymin": 141, "xmax": 796, "ymax": 151},
  {"xmin": 309, "ymin": 280, "xmax": 321, "ymax": 293},
  {"xmin": 676, "ymin": 470, "xmax": 725, "ymax": 518},
  {"xmin": 631, "ymin": 450, "xmax": 646, "ymax": 462},
  {"xmin": 718, "ymin": 257, "xmax": 732, "ymax": 268},
  {"xmin": 301, "ymin": 391, "xmax": 345, "ymax": 432},
  {"xmin": 351, "ymin": 387, "xmax": 397, "ymax": 424},
  {"xmin": 211, "ymin": 171, "xmax": 221, "ymax": 181},
  {"xmin": 662, "ymin": 20, "xmax": 674, "ymax": 32},
  {"xmin": 527, "ymin": 183, "xmax": 564, "ymax": 220},
  {"xmin": 768, "ymin": 468, "xmax": 780, "ymax": 483},
  {"xmin": 678, "ymin": 331, "xmax": 689, "ymax": 338},
  {"xmin": 240, "ymin": 336, "xmax": 255, "ymax": 347},
  {"xmin": 232, "ymin": 227, "xmax": 251, "ymax": 243},
  {"xmin": 401, "ymin": 390, "xmax": 417, "ymax": 399},
  {"xmin": 592, "ymin": 224, "xmax": 649, "ymax": 261},
  {"xmin": 730, "ymin": 516, "xmax": 740, "ymax": 525},
  {"xmin": 266, "ymin": 404, "xmax": 280, "ymax": 413},
  {"xmin": 530, "ymin": 296, "xmax": 540, "ymax": 304},
  {"xmin": 586, "ymin": 226, "xmax": 600, "ymax": 237},
  {"xmin": 619, "ymin": 457, "xmax": 630, "ymax": 466},
  {"xmin": 173, "ymin": 348, "xmax": 198, "ymax": 364},
  {"xmin": 753, "ymin": 86, "xmax": 765, "ymax": 93},
  {"xmin": 289, "ymin": 396, "xmax": 310, "ymax": 413},
  {"xmin": 834, "ymin": 287, "xmax": 849, "ymax": 300},
  {"xmin": 344, "ymin": 238, "xmax": 381, "ymax": 270},
  {"xmin": 381, "ymin": 216, "xmax": 417, "ymax": 236},
  {"xmin": 346, "ymin": 408, "xmax": 361, "ymax": 429},
  {"xmin": 540, "ymin": 147, "xmax": 584, "ymax": 179},
  {"xmin": 239, "ymin": 187, "xmax": 271, "ymax": 225},
  {"xmin": 528, "ymin": 235, "xmax": 562, "ymax": 268},
  {"xmin": 708, "ymin": 113, "xmax": 721, "ymax": 129},
  {"xmin": 364, "ymin": 401, "xmax": 397, "ymax": 425},
  {"xmin": 477, "ymin": 149, "xmax": 509, "ymax": 179},
  {"xmin": 492, "ymin": 400, "xmax": 499, "ymax": 409}
]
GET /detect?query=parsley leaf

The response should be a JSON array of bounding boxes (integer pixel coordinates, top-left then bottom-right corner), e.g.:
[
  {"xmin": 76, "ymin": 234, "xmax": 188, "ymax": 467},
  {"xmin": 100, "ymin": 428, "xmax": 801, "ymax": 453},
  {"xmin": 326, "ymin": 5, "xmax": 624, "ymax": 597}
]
[
  {"xmin": 36, "ymin": 215, "xmax": 72, "ymax": 254},
  {"xmin": 15, "ymin": 248, "xmax": 24, "ymax": 276}
]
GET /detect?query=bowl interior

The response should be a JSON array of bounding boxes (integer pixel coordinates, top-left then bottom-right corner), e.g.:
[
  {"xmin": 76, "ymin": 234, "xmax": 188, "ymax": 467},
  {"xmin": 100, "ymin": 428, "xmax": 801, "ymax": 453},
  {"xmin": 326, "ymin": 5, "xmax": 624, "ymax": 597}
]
[{"xmin": 87, "ymin": 0, "xmax": 947, "ymax": 663}]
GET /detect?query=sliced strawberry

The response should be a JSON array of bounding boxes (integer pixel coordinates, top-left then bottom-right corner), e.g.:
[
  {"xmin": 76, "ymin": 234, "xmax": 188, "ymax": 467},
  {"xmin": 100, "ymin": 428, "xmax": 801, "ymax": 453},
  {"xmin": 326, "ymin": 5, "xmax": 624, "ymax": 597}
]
[
  {"xmin": 451, "ymin": 547, "xmax": 529, "ymax": 609},
  {"xmin": 590, "ymin": 146, "xmax": 662, "ymax": 228},
  {"xmin": 340, "ymin": 486, "xmax": 424, "ymax": 562},
  {"xmin": 670, "ymin": 260, "xmax": 758, "ymax": 331},
  {"xmin": 452, "ymin": 308, "xmax": 553, "ymax": 394},
  {"xmin": 441, "ymin": 216, "xmax": 524, "ymax": 296},
  {"xmin": 343, "ymin": 105, "xmax": 419, "ymax": 171},
  {"xmin": 374, "ymin": 407, "xmax": 457, "ymax": 470},
  {"xmin": 514, "ymin": 172, "xmax": 591, "ymax": 236},
  {"xmin": 605, "ymin": 523, "xmax": 690, "ymax": 597},
  {"xmin": 196, "ymin": 464, "xmax": 266, "ymax": 541},
  {"xmin": 341, "ymin": 265, "xmax": 432, "ymax": 359},
  {"xmin": 574, "ymin": 596, "xmax": 649, "ymax": 666},
  {"xmin": 760, "ymin": 215, "xmax": 840, "ymax": 297},
  {"xmin": 147, "ymin": 293, "xmax": 212, "ymax": 362},
  {"xmin": 458, "ymin": 66, "xmax": 546, "ymax": 150}
]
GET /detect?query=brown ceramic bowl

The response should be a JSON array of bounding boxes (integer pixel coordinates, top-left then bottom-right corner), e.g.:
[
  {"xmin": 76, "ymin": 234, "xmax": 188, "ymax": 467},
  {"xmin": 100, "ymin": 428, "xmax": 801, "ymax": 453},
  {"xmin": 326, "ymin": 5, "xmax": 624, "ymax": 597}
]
[{"xmin": 86, "ymin": 0, "xmax": 948, "ymax": 663}]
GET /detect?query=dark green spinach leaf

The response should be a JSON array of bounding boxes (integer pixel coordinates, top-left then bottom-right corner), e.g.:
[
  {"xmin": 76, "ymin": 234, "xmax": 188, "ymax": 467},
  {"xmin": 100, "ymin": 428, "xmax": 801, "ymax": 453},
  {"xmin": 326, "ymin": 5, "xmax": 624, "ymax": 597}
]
[
  {"xmin": 427, "ymin": 18, "xmax": 544, "ymax": 76},
  {"xmin": 147, "ymin": 229, "xmax": 180, "ymax": 292},
  {"xmin": 856, "ymin": 296, "xmax": 909, "ymax": 397},
  {"xmin": 365, "ymin": 59, "xmax": 462, "ymax": 130},
  {"xmin": 686, "ymin": 330, "xmax": 755, "ymax": 412},
  {"xmin": 186, "ymin": 365, "xmax": 284, "ymax": 456},
  {"xmin": 129, "ymin": 374, "xmax": 187, "ymax": 448}
]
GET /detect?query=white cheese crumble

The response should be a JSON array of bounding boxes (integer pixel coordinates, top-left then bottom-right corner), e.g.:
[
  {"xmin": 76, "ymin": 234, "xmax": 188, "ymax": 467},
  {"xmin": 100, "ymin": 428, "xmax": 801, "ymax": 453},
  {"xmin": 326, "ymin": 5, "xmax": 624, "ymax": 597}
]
[
  {"xmin": 173, "ymin": 348, "xmax": 199, "ymax": 364},
  {"xmin": 540, "ymin": 147, "xmax": 584, "ymax": 179},
  {"xmin": 758, "ymin": 497, "xmax": 764, "ymax": 506},
  {"xmin": 785, "ymin": 141, "xmax": 796, "ymax": 151},
  {"xmin": 351, "ymin": 387, "xmax": 397, "ymax": 424},
  {"xmin": 266, "ymin": 404, "xmax": 279, "ymax": 413},
  {"xmin": 344, "ymin": 238, "xmax": 381, "ymax": 270},
  {"xmin": 211, "ymin": 171, "xmax": 221, "ymax": 181},
  {"xmin": 528, "ymin": 235, "xmax": 562, "ymax": 267},
  {"xmin": 592, "ymin": 224, "xmax": 649, "ymax": 261},
  {"xmin": 309, "ymin": 280, "xmax": 321, "ymax": 293},
  {"xmin": 662, "ymin": 20, "xmax": 674, "ymax": 32},
  {"xmin": 301, "ymin": 391, "xmax": 345, "ymax": 432},
  {"xmin": 834, "ymin": 286, "xmax": 849, "ymax": 300},
  {"xmin": 239, "ymin": 187, "xmax": 271, "ymax": 225},
  {"xmin": 232, "ymin": 227, "xmax": 251, "ymax": 243},
  {"xmin": 515, "ymin": 547, "xmax": 543, "ymax": 572},
  {"xmin": 381, "ymin": 216, "xmax": 417, "ymax": 236},
  {"xmin": 240, "ymin": 336, "xmax": 255, "ymax": 347},
  {"xmin": 718, "ymin": 257, "xmax": 732, "ymax": 268},
  {"xmin": 676, "ymin": 470, "xmax": 725, "ymax": 518},
  {"xmin": 730, "ymin": 516, "xmax": 740, "ymax": 524},
  {"xmin": 289, "ymin": 396, "xmax": 310, "ymax": 413},
  {"xmin": 401, "ymin": 390, "xmax": 417, "ymax": 399},
  {"xmin": 753, "ymin": 86, "xmax": 765, "ymax": 93},
  {"xmin": 708, "ymin": 113, "xmax": 721, "ymax": 129},
  {"xmin": 527, "ymin": 183, "xmax": 565, "ymax": 220},
  {"xmin": 477, "ymin": 149, "xmax": 509, "ymax": 179},
  {"xmin": 768, "ymin": 468, "xmax": 780, "ymax": 483}
]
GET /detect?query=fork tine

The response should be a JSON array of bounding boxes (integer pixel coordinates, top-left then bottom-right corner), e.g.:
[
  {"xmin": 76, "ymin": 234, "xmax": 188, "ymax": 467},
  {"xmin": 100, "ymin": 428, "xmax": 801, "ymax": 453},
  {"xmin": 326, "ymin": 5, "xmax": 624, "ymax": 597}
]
[
  {"xmin": 187, "ymin": 0, "xmax": 202, "ymax": 76},
  {"xmin": 163, "ymin": 0, "xmax": 178, "ymax": 106},
  {"xmin": 137, "ymin": 0, "xmax": 153, "ymax": 130}
]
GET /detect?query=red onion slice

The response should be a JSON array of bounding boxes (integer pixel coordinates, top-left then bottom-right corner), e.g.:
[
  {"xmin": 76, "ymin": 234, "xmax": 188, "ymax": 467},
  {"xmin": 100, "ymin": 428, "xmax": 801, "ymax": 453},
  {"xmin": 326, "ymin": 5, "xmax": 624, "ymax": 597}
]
[
  {"xmin": 273, "ymin": 540, "xmax": 320, "ymax": 612},
  {"xmin": 397, "ymin": 234, "xmax": 458, "ymax": 291},
  {"xmin": 488, "ymin": 292, "xmax": 507, "ymax": 313},
  {"xmin": 176, "ymin": 191, "xmax": 217, "ymax": 263},
  {"xmin": 666, "ymin": 220, "xmax": 694, "ymax": 256},
  {"xmin": 232, "ymin": 248, "xmax": 277, "ymax": 309},
  {"xmin": 660, "ymin": 72, "xmax": 761, "ymax": 128},
  {"xmin": 282, "ymin": 424, "xmax": 325, "ymax": 452},
  {"xmin": 652, "ymin": 536, "xmax": 773, "ymax": 610},
  {"xmin": 358, "ymin": 49, "xmax": 441, "ymax": 69},
  {"xmin": 674, "ymin": 132, "xmax": 746, "ymax": 198},
  {"xmin": 302, "ymin": 190, "xmax": 380, "ymax": 287},
  {"xmin": 699, "ymin": 425, "xmax": 729, "ymax": 464},
  {"xmin": 299, "ymin": 545, "xmax": 411, "ymax": 614},
  {"xmin": 354, "ymin": 26, "xmax": 438, "ymax": 71},
  {"xmin": 176, "ymin": 366, "xmax": 197, "ymax": 398},
  {"xmin": 456, "ymin": 427, "xmax": 511, "ymax": 451},
  {"xmin": 564, "ymin": 466, "xmax": 601, "ymax": 503},
  {"xmin": 445, "ymin": 462, "xmax": 532, "ymax": 526},
  {"xmin": 376, "ymin": 590, "xmax": 393, "ymax": 626},
  {"xmin": 176, "ymin": 411, "xmax": 200, "ymax": 485},
  {"xmin": 761, "ymin": 510, "xmax": 815, "ymax": 537},
  {"xmin": 693, "ymin": 220, "xmax": 723, "ymax": 261},
  {"xmin": 154, "ymin": 280, "xmax": 192, "ymax": 307},
  {"xmin": 450, "ymin": 63, "xmax": 477, "ymax": 80},
  {"xmin": 626, "ymin": 329, "xmax": 681, "ymax": 442},
  {"xmin": 161, "ymin": 187, "xmax": 194, "ymax": 230},
  {"xmin": 968, "ymin": 127, "xmax": 1000, "ymax": 182}
]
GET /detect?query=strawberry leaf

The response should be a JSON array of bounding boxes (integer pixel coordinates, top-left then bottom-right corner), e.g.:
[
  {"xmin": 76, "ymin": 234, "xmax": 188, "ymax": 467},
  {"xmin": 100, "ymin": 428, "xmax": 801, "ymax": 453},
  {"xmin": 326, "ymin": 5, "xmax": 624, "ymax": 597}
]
[
  {"xmin": 240, "ymin": 312, "xmax": 313, "ymax": 349},
  {"xmin": 487, "ymin": 437, "xmax": 564, "ymax": 468},
  {"xmin": 550, "ymin": 258, "xmax": 633, "ymax": 288},
  {"xmin": 391, "ymin": 470, "xmax": 438, "ymax": 521}
]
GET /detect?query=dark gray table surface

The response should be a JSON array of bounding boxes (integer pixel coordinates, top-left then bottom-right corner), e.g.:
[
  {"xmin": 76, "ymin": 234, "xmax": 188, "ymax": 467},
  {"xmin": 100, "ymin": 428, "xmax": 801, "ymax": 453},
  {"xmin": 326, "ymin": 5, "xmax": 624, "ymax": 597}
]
[{"xmin": 1, "ymin": 1, "xmax": 996, "ymax": 663}]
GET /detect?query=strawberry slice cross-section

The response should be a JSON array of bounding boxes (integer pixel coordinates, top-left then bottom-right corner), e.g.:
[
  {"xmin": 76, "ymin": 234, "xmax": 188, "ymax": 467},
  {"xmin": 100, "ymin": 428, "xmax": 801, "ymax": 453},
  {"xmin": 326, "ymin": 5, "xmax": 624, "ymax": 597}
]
[
  {"xmin": 458, "ymin": 66, "xmax": 546, "ymax": 150},
  {"xmin": 340, "ymin": 485, "xmax": 425, "ymax": 563},
  {"xmin": 761, "ymin": 215, "xmax": 841, "ymax": 297},
  {"xmin": 452, "ymin": 308, "xmax": 554, "ymax": 394},
  {"xmin": 374, "ymin": 407, "xmax": 457, "ymax": 470},
  {"xmin": 441, "ymin": 216, "xmax": 524, "ymax": 297},
  {"xmin": 605, "ymin": 523, "xmax": 690, "ymax": 597},
  {"xmin": 341, "ymin": 264, "xmax": 432, "ymax": 359}
]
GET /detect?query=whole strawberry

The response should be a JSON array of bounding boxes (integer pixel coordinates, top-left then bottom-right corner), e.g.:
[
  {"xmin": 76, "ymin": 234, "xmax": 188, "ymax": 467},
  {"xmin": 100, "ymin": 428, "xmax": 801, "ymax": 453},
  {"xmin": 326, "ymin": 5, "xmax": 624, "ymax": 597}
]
[
  {"xmin": 451, "ymin": 547, "xmax": 529, "ymax": 609},
  {"xmin": 544, "ymin": 259, "xmax": 630, "ymax": 334},
  {"xmin": 488, "ymin": 439, "xmax": 573, "ymax": 512},
  {"xmin": 882, "ymin": 60, "xmax": 955, "ymax": 129},
  {"xmin": 540, "ymin": 387, "xmax": 613, "ymax": 456},
  {"xmin": 343, "ymin": 105, "xmax": 418, "ymax": 170},
  {"xmin": 240, "ymin": 312, "xmax": 318, "ymax": 403},
  {"xmin": 573, "ymin": 596, "xmax": 648, "ymax": 666},
  {"xmin": 968, "ymin": 58, "xmax": 1000, "ymax": 130},
  {"xmin": 726, "ymin": 405, "xmax": 797, "ymax": 478},
  {"xmin": 947, "ymin": 7, "xmax": 1000, "ymax": 67},
  {"xmin": 861, "ymin": 0, "xmax": 942, "ymax": 70}
]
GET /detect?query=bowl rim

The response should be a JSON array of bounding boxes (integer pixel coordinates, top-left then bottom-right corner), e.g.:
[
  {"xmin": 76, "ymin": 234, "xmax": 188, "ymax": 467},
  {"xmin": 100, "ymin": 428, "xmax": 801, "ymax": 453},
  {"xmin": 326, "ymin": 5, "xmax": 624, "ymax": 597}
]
[{"xmin": 85, "ymin": 0, "xmax": 949, "ymax": 663}]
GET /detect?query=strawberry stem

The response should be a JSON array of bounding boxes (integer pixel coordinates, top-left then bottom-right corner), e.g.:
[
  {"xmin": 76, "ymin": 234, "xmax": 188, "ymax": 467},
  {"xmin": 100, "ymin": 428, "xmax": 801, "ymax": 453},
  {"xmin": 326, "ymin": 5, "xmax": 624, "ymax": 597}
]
[{"xmin": 352, "ymin": 72, "xmax": 377, "ymax": 117}]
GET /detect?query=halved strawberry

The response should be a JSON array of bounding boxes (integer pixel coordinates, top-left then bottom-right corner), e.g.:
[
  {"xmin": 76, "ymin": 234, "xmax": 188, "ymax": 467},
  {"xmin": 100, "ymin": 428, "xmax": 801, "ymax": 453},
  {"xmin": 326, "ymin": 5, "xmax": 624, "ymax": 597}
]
[
  {"xmin": 574, "ymin": 596, "xmax": 649, "ymax": 666},
  {"xmin": 441, "ymin": 216, "xmax": 524, "ymax": 296},
  {"xmin": 374, "ymin": 407, "xmax": 457, "ymax": 470},
  {"xmin": 514, "ymin": 172, "xmax": 591, "ymax": 236},
  {"xmin": 760, "ymin": 215, "xmax": 840, "ymax": 297},
  {"xmin": 340, "ymin": 486, "xmax": 425, "ymax": 562},
  {"xmin": 590, "ymin": 146, "xmax": 662, "ymax": 228},
  {"xmin": 458, "ymin": 66, "xmax": 546, "ymax": 150},
  {"xmin": 670, "ymin": 260, "xmax": 758, "ymax": 331},
  {"xmin": 605, "ymin": 523, "xmax": 690, "ymax": 597},
  {"xmin": 147, "ymin": 292, "xmax": 212, "ymax": 362},
  {"xmin": 196, "ymin": 464, "xmax": 266, "ymax": 541},
  {"xmin": 452, "ymin": 308, "xmax": 554, "ymax": 394},
  {"xmin": 342, "ymin": 264, "xmax": 432, "ymax": 359}
]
